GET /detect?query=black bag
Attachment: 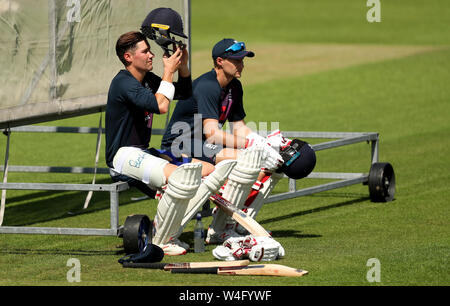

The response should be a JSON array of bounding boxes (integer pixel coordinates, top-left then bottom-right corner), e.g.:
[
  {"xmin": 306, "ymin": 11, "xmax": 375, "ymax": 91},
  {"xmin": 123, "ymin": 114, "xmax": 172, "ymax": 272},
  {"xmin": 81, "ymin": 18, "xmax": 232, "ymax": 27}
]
[{"xmin": 118, "ymin": 243, "xmax": 164, "ymax": 264}]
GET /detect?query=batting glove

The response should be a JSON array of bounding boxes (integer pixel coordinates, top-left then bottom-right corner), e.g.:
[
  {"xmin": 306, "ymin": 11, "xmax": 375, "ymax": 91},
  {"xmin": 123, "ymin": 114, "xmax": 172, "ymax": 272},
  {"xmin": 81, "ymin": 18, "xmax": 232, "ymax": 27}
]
[
  {"xmin": 247, "ymin": 236, "xmax": 285, "ymax": 262},
  {"xmin": 213, "ymin": 235, "xmax": 285, "ymax": 262},
  {"xmin": 260, "ymin": 144, "xmax": 284, "ymax": 172},
  {"xmin": 245, "ymin": 132, "xmax": 266, "ymax": 148},
  {"xmin": 266, "ymin": 130, "xmax": 292, "ymax": 153}
]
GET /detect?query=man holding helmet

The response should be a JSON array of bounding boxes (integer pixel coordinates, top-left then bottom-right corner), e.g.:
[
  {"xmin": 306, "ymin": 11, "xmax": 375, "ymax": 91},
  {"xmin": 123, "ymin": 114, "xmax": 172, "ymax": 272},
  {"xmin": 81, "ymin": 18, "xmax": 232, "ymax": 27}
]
[{"xmin": 106, "ymin": 8, "xmax": 220, "ymax": 256}]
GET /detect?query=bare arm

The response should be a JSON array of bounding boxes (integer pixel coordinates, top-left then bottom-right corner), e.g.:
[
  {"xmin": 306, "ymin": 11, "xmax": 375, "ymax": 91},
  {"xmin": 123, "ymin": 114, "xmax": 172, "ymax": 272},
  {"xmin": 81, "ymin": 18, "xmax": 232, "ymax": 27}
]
[
  {"xmin": 155, "ymin": 48, "xmax": 184, "ymax": 114},
  {"xmin": 230, "ymin": 120, "xmax": 253, "ymax": 139},
  {"xmin": 203, "ymin": 118, "xmax": 248, "ymax": 149}
]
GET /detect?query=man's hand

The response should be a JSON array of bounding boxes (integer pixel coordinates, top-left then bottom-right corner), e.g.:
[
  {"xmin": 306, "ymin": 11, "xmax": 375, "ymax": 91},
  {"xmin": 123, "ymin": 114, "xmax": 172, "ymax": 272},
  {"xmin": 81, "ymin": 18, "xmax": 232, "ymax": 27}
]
[
  {"xmin": 162, "ymin": 47, "xmax": 183, "ymax": 81},
  {"xmin": 178, "ymin": 47, "xmax": 190, "ymax": 77}
]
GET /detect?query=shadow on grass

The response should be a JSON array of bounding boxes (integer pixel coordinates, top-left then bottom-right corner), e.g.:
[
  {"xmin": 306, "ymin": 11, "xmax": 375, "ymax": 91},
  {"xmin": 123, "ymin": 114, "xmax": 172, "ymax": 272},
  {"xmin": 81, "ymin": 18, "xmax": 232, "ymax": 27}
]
[
  {"xmin": 1, "ymin": 177, "xmax": 154, "ymax": 226},
  {"xmin": 260, "ymin": 194, "xmax": 371, "ymax": 226},
  {"xmin": 271, "ymin": 229, "xmax": 322, "ymax": 239}
]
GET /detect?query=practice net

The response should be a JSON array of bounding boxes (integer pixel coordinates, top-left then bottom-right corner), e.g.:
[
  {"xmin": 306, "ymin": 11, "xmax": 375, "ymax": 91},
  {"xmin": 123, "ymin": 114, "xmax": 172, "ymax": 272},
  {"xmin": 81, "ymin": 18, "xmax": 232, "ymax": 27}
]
[{"xmin": 0, "ymin": 0, "xmax": 190, "ymax": 129}]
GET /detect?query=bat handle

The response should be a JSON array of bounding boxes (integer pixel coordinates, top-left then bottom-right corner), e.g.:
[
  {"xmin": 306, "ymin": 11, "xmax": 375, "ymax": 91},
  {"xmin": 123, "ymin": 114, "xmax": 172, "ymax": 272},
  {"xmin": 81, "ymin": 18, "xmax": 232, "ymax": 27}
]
[
  {"xmin": 121, "ymin": 262, "xmax": 167, "ymax": 270},
  {"xmin": 171, "ymin": 267, "xmax": 218, "ymax": 274}
]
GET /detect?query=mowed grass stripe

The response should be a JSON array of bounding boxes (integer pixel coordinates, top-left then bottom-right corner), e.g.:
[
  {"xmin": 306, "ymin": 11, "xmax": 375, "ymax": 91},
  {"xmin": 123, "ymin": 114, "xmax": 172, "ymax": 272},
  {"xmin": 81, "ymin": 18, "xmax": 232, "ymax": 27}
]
[{"xmin": 192, "ymin": 43, "xmax": 444, "ymax": 85}]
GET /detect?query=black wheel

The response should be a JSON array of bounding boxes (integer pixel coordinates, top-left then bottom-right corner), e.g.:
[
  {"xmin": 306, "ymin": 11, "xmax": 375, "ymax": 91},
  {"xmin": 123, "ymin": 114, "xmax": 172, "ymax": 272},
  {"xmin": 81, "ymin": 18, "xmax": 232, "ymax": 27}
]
[
  {"xmin": 123, "ymin": 214, "xmax": 152, "ymax": 254},
  {"xmin": 368, "ymin": 162, "xmax": 396, "ymax": 202}
]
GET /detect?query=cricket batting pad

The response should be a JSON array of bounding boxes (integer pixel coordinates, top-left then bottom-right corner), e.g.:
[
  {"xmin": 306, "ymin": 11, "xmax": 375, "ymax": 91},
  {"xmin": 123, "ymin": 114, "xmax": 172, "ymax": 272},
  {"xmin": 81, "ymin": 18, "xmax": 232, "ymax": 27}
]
[
  {"xmin": 208, "ymin": 145, "xmax": 264, "ymax": 235},
  {"xmin": 235, "ymin": 172, "xmax": 284, "ymax": 235},
  {"xmin": 153, "ymin": 163, "xmax": 202, "ymax": 246},
  {"xmin": 113, "ymin": 146, "xmax": 168, "ymax": 189},
  {"xmin": 173, "ymin": 159, "xmax": 237, "ymax": 238},
  {"xmin": 246, "ymin": 172, "xmax": 284, "ymax": 219}
]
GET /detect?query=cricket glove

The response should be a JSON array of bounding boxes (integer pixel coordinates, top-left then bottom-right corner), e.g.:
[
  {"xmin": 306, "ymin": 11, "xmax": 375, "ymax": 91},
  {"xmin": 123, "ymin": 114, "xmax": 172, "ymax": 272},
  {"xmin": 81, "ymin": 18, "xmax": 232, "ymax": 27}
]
[
  {"xmin": 245, "ymin": 132, "xmax": 266, "ymax": 148},
  {"xmin": 260, "ymin": 145, "xmax": 284, "ymax": 172},
  {"xmin": 212, "ymin": 235, "xmax": 285, "ymax": 262},
  {"xmin": 245, "ymin": 132, "xmax": 284, "ymax": 172},
  {"xmin": 266, "ymin": 130, "xmax": 292, "ymax": 153}
]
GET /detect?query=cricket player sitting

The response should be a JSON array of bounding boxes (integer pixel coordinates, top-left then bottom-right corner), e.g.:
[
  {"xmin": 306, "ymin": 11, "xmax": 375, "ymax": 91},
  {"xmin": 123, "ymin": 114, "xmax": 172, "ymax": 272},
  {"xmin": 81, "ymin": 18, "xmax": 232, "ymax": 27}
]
[
  {"xmin": 148, "ymin": 130, "xmax": 315, "ymax": 260},
  {"xmin": 210, "ymin": 130, "xmax": 317, "ymax": 261}
]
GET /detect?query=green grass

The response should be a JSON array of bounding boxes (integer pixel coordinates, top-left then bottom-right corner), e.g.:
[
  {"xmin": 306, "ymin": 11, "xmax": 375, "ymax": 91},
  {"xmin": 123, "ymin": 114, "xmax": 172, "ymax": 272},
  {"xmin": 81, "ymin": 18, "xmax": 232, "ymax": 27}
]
[{"xmin": 0, "ymin": 0, "xmax": 449, "ymax": 287}]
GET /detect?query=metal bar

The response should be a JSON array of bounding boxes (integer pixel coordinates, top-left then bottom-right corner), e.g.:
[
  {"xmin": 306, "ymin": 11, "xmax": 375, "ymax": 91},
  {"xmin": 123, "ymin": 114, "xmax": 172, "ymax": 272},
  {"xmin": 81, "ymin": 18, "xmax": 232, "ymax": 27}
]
[
  {"xmin": 0, "ymin": 182, "xmax": 122, "ymax": 192},
  {"xmin": 0, "ymin": 128, "xmax": 11, "ymax": 226},
  {"xmin": 110, "ymin": 191, "xmax": 119, "ymax": 232},
  {"xmin": 11, "ymin": 126, "xmax": 104, "ymax": 134},
  {"xmin": 371, "ymin": 139, "xmax": 379, "ymax": 164},
  {"xmin": 307, "ymin": 172, "xmax": 367, "ymax": 179},
  {"xmin": 0, "ymin": 165, "xmax": 110, "ymax": 174},
  {"xmin": 288, "ymin": 178, "xmax": 296, "ymax": 192},
  {"xmin": 311, "ymin": 134, "xmax": 378, "ymax": 152},
  {"xmin": 10, "ymin": 125, "xmax": 166, "ymax": 135},
  {"xmin": 0, "ymin": 226, "xmax": 117, "ymax": 236},
  {"xmin": 113, "ymin": 181, "xmax": 130, "ymax": 192},
  {"xmin": 282, "ymin": 131, "xmax": 378, "ymax": 139},
  {"xmin": 265, "ymin": 176, "xmax": 369, "ymax": 204}
]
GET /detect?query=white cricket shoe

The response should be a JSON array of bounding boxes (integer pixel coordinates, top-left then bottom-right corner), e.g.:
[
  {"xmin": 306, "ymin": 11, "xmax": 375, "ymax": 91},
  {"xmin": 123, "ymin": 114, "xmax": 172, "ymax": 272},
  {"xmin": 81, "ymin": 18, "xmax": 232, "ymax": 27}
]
[
  {"xmin": 171, "ymin": 238, "xmax": 190, "ymax": 250},
  {"xmin": 158, "ymin": 238, "xmax": 189, "ymax": 256}
]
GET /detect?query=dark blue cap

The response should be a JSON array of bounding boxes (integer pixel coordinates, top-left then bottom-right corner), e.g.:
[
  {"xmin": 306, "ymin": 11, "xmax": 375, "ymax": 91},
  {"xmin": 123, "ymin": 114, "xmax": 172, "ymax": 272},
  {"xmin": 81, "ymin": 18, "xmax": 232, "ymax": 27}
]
[{"xmin": 212, "ymin": 38, "xmax": 255, "ymax": 60}]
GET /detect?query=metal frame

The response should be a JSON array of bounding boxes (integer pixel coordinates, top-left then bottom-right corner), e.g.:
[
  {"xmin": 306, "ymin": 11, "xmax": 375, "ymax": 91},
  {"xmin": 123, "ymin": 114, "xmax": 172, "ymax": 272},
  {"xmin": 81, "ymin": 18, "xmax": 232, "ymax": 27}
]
[
  {"xmin": 0, "ymin": 126, "xmax": 380, "ymax": 237},
  {"xmin": 0, "ymin": 182, "xmax": 128, "ymax": 236}
]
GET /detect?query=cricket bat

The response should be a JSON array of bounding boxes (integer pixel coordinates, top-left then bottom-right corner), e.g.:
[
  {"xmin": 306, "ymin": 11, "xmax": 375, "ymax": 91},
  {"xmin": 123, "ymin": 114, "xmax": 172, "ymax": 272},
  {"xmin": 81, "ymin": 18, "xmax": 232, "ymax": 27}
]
[
  {"xmin": 121, "ymin": 259, "xmax": 250, "ymax": 270},
  {"xmin": 210, "ymin": 193, "xmax": 271, "ymax": 237},
  {"xmin": 171, "ymin": 264, "xmax": 308, "ymax": 277}
]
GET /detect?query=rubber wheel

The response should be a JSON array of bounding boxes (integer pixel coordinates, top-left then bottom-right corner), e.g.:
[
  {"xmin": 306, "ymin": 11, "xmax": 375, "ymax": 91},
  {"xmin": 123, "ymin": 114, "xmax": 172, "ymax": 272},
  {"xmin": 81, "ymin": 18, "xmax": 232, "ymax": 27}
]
[
  {"xmin": 123, "ymin": 214, "xmax": 152, "ymax": 254},
  {"xmin": 368, "ymin": 162, "xmax": 396, "ymax": 202}
]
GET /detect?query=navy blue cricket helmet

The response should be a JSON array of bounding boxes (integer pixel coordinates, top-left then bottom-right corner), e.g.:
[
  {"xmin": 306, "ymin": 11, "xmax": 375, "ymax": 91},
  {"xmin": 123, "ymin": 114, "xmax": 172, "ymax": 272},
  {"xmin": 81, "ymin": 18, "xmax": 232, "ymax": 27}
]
[{"xmin": 278, "ymin": 139, "xmax": 316, "ymax": 179}]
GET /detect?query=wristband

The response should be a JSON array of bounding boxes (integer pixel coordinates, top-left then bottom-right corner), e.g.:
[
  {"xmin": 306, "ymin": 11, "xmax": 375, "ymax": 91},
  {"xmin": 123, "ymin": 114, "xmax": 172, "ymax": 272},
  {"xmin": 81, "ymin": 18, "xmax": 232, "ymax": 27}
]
[{"xmin": 156, "ymin": 80, "xmax": 175, "ymax": 101}]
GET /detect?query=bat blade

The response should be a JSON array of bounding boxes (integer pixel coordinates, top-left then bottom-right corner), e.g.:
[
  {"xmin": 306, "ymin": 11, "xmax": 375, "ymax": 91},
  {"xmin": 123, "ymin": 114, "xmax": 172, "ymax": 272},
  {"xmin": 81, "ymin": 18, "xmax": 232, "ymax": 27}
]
[
  {"xmin": 219, "ymin": 264, "xmax": 308, "ymax": 277},
  {"xmin": 164, "ymin": 259, "xmax": 249, "ymax": 270},
  {"xmin": 210, "ymin": 194, "xmax": 271, "ymax": 237},
  {"xmin": 171, "ymin": 264, "xmax": 309, "ymax": 277}
]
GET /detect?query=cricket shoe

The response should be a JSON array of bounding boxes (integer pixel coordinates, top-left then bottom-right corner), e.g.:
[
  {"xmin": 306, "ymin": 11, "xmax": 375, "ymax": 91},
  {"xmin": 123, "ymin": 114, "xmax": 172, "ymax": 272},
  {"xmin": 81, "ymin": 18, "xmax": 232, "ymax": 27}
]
[
  {"xmin": 158, "ymin": 238, "xmax": 189, "ymax": 256},
  {"xmin": 205, "ymin": 224, "xmax": 244, "ymax": 245}
]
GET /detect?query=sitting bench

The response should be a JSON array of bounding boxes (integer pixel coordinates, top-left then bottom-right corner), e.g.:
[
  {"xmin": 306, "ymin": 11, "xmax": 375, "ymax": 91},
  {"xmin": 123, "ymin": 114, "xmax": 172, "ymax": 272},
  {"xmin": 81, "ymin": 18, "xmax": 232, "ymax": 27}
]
[{"xmin": 1, "ymin": 124, "xmax": 392, "ymax": 238}]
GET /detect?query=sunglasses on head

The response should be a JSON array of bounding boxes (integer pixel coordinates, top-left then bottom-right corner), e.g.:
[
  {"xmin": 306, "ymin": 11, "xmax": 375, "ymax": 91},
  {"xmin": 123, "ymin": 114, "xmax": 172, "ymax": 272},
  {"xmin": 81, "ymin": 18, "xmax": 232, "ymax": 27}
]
[{"xmin": 225, "ymin": 42, "xmax": 246, "ymax": 53}]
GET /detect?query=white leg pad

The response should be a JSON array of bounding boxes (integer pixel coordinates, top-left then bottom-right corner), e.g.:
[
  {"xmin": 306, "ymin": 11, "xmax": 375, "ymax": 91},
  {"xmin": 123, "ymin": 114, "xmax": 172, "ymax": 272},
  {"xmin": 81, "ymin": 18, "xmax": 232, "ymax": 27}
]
[
  {"xmin": 208, "ymin": 145, "xmax": 264, "ymax": 235},
  {"xmin": 152, "ymin": 163, "xmax": 202, "ymax": 245},
  {"xmin": 112, "ymin": 146, "xmax": 169, "ymax": 189},
  {"xmin": 177, "ymin": 159, "xmax": 237, "ymax": 233},
  {"xmin": 234, "ymin": 172, "xmax": 283, "ymax": 235},
  {"xmin": 246, "ymin": 172, "xmax": 283, "ymax": 219}
]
